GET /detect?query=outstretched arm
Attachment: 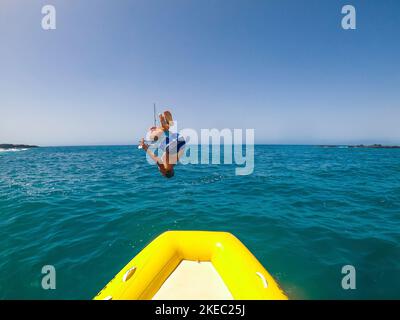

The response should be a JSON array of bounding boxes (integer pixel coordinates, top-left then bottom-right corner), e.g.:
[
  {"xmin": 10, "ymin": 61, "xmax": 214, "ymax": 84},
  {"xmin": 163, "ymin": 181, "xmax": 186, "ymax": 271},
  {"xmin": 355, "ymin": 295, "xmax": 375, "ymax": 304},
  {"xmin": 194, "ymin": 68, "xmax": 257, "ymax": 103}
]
[
  {"xmin": 139, "ymin": 138, "xmax": 162, "ymax": 164},
  {"xmin": 145, "ymin": 147, "xmax": 162, "ymax": 164}
]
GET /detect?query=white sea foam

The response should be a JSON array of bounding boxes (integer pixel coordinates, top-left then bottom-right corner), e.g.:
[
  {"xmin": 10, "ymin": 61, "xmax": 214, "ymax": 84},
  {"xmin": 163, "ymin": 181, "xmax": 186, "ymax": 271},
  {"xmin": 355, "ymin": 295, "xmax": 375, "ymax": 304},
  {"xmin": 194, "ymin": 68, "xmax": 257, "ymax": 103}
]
[{"xmin": 0, "ymin": 148, "xmax": 28, "ymax": 153}]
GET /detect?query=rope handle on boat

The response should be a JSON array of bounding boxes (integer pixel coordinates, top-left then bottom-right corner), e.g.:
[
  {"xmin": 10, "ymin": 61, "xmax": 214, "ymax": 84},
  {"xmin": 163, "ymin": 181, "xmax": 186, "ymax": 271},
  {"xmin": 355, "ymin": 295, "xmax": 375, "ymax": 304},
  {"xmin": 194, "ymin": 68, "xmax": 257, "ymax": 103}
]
[
  {"xmin": 122, "ymin": 266, "xmax": 137, "ymax": 282},
  {"xmin": 256, "ymin": 272, "xmax": 268, "ymax": 288}
]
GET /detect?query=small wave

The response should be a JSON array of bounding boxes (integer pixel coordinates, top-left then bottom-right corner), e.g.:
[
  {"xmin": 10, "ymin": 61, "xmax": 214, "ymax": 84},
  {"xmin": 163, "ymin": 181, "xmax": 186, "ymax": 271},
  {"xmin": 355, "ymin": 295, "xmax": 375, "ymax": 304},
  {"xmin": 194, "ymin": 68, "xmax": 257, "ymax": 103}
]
[{"xmin": 0, "ymin": 148, "xmax": 28, "ymax": 153}]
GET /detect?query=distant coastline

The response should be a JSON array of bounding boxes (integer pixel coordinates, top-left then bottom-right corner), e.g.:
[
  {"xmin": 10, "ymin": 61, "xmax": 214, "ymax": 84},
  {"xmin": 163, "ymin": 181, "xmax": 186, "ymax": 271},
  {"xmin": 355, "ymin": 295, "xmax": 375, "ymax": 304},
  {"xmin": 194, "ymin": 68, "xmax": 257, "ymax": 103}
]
[
  {"xmin": 0, "ymin": 144, "xmax": 39, "ymax": 150},
  {"xmin": 319, "ymin": 144, "xmax": 400, "ymax": 149}
]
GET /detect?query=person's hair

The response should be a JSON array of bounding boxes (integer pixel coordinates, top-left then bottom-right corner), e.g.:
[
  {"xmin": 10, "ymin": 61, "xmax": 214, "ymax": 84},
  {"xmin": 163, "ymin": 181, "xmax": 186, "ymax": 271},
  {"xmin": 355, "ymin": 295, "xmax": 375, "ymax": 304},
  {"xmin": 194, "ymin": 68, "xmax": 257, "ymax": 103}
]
[{"xmin": 163, "ymin": 169, "xmax": 174, "ymax": 178}]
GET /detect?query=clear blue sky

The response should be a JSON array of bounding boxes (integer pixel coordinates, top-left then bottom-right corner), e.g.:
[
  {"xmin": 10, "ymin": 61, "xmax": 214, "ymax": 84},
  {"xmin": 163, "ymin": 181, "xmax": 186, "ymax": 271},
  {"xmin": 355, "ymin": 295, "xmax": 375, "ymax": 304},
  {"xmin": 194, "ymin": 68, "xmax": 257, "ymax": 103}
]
[{"xmin": 1, "ymin": 0, "xmax": 399, "ymax": 146}]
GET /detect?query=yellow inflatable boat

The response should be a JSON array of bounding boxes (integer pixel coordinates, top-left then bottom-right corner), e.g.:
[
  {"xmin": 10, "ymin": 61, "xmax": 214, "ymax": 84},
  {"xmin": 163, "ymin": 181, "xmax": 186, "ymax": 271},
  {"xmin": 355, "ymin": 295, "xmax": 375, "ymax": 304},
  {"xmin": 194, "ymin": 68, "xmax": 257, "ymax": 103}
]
[{"xmin": 94, "ymin": 231, "xmax": 287, "ymax": 300}]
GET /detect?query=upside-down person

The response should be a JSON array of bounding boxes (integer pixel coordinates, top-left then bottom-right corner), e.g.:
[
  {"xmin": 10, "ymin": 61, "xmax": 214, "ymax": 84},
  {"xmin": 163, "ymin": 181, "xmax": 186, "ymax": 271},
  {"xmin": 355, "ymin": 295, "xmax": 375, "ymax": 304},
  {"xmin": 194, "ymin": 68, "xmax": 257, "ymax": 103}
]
[{"xmin": 139, "ymin": 111, "xmax": 186, "ymax": 178}]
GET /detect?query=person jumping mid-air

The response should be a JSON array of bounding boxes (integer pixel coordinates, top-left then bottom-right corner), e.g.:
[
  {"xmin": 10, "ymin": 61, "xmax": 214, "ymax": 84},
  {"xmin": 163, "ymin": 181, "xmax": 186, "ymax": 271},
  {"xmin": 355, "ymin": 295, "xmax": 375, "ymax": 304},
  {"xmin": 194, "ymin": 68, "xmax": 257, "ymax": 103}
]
[{"xmin": 139, "ymin": 111, "xmax": 186, "ymax": 178}]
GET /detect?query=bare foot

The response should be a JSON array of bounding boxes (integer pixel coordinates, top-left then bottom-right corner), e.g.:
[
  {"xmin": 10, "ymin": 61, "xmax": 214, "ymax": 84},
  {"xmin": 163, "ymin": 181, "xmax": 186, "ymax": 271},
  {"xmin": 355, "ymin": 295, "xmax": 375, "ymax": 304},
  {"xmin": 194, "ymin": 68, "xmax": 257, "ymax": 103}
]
[{"xmin": 164, "ymin": 111, "xmax": 173, "ymax": 125}]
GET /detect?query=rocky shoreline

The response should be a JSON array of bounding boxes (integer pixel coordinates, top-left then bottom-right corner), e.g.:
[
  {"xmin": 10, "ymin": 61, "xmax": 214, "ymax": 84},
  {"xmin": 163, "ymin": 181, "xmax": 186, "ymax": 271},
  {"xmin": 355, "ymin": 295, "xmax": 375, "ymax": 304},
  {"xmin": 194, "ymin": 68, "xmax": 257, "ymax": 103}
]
[{"xmin": 0, "ymin": 144, "xmax": 39, "ymax": 149}]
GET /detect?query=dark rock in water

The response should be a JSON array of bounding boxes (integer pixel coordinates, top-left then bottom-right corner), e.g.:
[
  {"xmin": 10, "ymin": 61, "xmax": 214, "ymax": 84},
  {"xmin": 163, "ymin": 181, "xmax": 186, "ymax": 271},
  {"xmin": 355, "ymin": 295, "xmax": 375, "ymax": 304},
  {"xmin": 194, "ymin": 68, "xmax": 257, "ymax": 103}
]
[
  {"xmin": 319, "ymin": 144, "xmax": 400, "ymax": 149},
  {"xmin": 0, "ymin": 144, "xmax": 39, "ymax": 149},
  {"xmin": 348, "ymin": 144, "xmax": 400, "ymax": 149}
]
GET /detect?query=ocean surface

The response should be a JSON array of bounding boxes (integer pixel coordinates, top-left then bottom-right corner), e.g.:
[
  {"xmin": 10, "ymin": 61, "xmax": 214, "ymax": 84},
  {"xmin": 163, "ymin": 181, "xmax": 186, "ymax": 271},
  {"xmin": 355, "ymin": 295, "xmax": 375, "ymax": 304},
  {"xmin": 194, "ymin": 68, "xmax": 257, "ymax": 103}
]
[{"xmin": 0, "ymin": 145, "xmax": 399, "ymax": 299}]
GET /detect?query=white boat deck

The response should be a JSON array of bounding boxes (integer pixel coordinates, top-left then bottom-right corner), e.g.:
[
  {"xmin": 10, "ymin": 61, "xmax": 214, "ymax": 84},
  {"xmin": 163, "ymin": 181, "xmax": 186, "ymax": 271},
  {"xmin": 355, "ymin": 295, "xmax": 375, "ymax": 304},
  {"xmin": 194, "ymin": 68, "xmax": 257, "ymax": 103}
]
[{"xmin": 152, "ymin": 260, "xmax": 234, "ymax": 300}]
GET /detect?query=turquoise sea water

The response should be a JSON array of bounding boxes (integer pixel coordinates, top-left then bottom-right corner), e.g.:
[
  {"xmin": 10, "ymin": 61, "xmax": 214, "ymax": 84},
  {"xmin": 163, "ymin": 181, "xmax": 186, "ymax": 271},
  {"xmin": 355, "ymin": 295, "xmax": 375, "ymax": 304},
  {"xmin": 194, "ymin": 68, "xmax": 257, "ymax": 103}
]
[{"xmin": 1, "ymin": 145, "xmax": 399, "ymax": 299}]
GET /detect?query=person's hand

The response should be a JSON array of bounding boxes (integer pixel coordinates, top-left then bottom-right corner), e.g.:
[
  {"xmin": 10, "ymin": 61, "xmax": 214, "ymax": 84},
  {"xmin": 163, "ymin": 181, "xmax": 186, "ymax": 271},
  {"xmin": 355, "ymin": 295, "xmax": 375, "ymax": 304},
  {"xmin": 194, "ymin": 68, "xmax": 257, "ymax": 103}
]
[{"xmin": 139, "ymin": 138, "xmax": 148, "ymax": 150}]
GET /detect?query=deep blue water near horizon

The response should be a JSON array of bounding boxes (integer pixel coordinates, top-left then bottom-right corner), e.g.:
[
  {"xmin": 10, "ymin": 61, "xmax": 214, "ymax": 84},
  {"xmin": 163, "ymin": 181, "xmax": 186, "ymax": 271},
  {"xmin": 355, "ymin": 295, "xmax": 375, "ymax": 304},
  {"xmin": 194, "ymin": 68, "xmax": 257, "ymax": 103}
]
[{"xmin": 0, "ymin": 145, "xmax": 399, "ymax": 299}]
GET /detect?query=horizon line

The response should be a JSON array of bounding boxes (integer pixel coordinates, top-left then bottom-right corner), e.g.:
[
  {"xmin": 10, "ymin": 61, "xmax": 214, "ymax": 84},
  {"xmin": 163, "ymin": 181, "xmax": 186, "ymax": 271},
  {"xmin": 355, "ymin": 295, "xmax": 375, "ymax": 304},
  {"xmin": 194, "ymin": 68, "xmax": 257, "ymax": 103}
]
[{"xmin": 11, "ymin": 142, "xmax": 399, "ymax": 148}]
